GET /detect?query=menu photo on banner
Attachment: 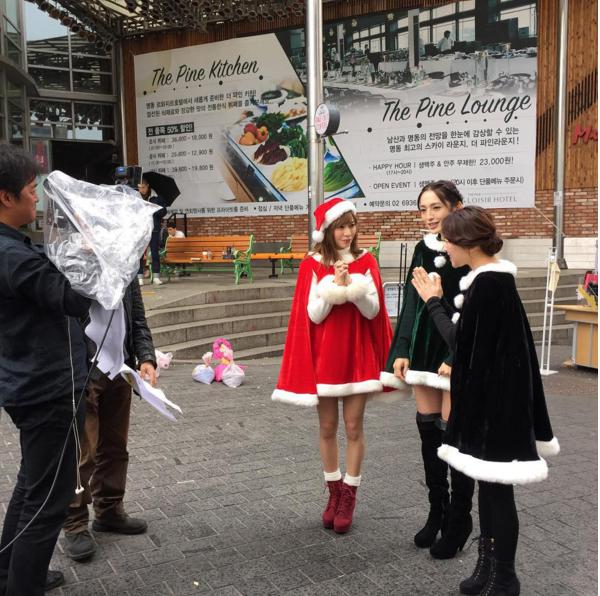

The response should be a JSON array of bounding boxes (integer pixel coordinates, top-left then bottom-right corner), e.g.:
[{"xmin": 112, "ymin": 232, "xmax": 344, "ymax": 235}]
[
  {"xmin": 135, "ymin": 34, "xmax": 362, "ymax": 217},
  {"xmin": 134, "ymin": 0, "xmax": 538, "ymax": 215}
]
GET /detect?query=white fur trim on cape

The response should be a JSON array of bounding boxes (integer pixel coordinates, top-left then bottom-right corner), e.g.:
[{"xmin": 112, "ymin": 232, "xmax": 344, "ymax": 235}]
[
  {"xmin": 271, "ymin": 388, "xmax": 318, "ymax": 407},
  {"xmin": 405, "ymin": 369, "xmax": 450, "ymax": 392},
  {"xmin": 317, "ymin": 379, "xmax": 382, "ymax": 397},
  {"xmin": 379, "ymin": 371, "xmax": 409, "ymax": 391},
  {"xmin": 454, "ymin": 294, "xmax": 464, "ymax": 309},
  {"xmin": 459, "ymin": 259, "xmax": 517, "ymax": 291},
  {"xmin": 452, "ymin": 312, "xmax": 460, "ymax": 324},
  {"xmin": 438, "ymin": 444, "xmax": 549, "ymax": 485},
  {"xmin": 434, "ymin": 255, "xmax": 447, "ymax": 268},
  {"xmin": 317, "ymin": 275, "xmax": 348, "ymax": 305},
  {"xmin": 423, "ymin": 233, "xmax": 445, "ymax": 252},
  {"xmin": 536, "ymin": 437, "xmax": 560, "ymax": 458},
  {"xmin": 346, "ymin": 273, "xmax": 369, "ymax": 301}
]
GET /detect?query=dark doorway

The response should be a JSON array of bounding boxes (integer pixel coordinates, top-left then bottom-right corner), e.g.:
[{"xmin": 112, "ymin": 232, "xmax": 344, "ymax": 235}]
[{"xmin": 51, "ymin": 140, "xmax": 118, "ymax": 185}]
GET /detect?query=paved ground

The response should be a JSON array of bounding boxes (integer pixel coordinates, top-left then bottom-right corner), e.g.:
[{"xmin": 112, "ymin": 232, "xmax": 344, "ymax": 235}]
[{"xmin": 0, "ymin": 346, "xmax": 596, "ymax": 596}]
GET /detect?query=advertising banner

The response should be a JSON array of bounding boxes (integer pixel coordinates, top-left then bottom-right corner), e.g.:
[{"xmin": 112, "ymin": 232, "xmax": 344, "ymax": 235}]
[{"xmin": 134, "ymin": 1, "xmax": 538, "ymax": 216}]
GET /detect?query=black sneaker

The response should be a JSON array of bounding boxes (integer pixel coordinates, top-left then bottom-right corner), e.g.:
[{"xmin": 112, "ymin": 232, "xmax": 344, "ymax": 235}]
[
  {"xmin": 64, "ymin": 530, "xmax": 96, "ymax": 562},
  {"xmin": 45, "ymin": 569, "xmax": 65, "ymax": 591},
  {"xmin": 92, "ymin": 514, "xmax": 148, "ymax": 535}
]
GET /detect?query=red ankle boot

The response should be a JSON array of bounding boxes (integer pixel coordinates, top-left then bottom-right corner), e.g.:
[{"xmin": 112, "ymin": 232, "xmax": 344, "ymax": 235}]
[
  {"xmin": 322, "ymin": 480, "xmax": 343, "ymax": 529},
  {"xmin": 333, "ymin": 483, "xmax": 357, "ymax": 533}
]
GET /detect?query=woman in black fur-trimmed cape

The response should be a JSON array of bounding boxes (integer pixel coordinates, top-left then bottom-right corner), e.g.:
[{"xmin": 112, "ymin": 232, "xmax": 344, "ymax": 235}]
[
  {"xmin": 412, "ymin": 206, "xmax": 559, "ymax": 596},
  {"xmin": 381, "ymin": 181, "xmax": 475, "ymax": 559}
]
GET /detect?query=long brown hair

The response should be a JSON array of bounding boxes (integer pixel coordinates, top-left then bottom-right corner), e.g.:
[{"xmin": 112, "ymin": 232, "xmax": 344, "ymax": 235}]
[
  {"xmin": 442, "ymin": 206, "xmax": 503, "ymax": 256},
  {"xmin": 313, "ymin": 210, "xmax": 361, "ymax": 267}
]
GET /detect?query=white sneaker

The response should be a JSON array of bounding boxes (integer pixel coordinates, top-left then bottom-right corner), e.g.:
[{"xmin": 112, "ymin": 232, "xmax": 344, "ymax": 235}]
[{"xmin": 152, "ymin": 277, "xmax": 163, "ymax": 285}]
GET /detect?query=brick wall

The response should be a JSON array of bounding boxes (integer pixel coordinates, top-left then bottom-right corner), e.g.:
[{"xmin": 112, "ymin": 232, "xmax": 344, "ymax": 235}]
[{"xmin": 182, "ymin": 187, "xmax": 596, "ymax": 242}]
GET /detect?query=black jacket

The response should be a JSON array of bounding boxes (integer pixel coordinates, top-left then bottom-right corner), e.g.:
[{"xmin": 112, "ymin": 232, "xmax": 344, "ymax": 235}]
[
  {"xmin": 427, "ymin": 261, "xmax": 559, "ymax": 485},
  {"xmin": 85, "ymin": 280, "xmax": 156, "ymax": 379},
  {"xmin": 0, "ymin": 222, "xmax": 91, "ymax": 407}
]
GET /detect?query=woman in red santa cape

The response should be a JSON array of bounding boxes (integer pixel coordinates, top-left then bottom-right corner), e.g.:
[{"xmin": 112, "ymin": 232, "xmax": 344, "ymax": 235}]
[{"xmin": 272, "ymin": 198, "xmax": 395, "ymax": 534}]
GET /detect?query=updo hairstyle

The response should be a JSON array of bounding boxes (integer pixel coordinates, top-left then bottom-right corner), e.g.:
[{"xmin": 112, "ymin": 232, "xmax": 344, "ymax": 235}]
[{"xmin": 441, "ymin": 206, "xmax": 503, "ymax": 256}]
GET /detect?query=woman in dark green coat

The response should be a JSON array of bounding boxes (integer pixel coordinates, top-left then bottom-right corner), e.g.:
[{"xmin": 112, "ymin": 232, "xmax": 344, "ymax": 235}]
[{"xmin": 381, "ymin": 180, "xmax": 474, "ymax": 558}]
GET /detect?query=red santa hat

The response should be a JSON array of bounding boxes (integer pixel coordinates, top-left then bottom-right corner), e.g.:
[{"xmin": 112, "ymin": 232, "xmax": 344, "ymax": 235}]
[{"xmin": 312, "ymin": 198, "xmax": 357, "ymax": 243}]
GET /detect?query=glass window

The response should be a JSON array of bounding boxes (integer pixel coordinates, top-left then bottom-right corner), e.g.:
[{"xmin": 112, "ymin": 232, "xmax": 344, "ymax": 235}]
[
  {"xmin": 4, "ymin": 0, "xmax": 19, "ymax": 27},
  {"xmin": 370, "ymin": 38, "xmax": 381, "ymax": 52},
  {"xmin": 72, "ymin": 71, "xmax": 112, "ymax": 94},
  {"xmin": 433, "ymin": 5, "xmax": 456, "ymax": 19},
  {"xmin": 459, "ymin": 0, "xmax": 475, "ymax": 11},
  {"xmin": 74, "ymin": 126, "xmax": 115, "ymax": 141},
  {"xmin": 352, "ymin": 32, "xmax": 359, "ymax": 40},
  {"xmin": 420, "ymin": 9, "xmax": 431, "ymax": 21},
  {"xmin": 500, "ymin": 5, "xmax": 537, "ymax": 37},
  {"xmin": 433, "ymin": 22, "xmax": 456, "ymax": 45},
  {"xmin": 397, "ymin": 17, "xmax": 408, "ymax": 29},
  {"xmin": 370, "ymin": 25, "xmax": 383, "ymax": 36},
  {"xmin": 28, "ymin": 51, "xmax": 70, "ymax": 69},
  {"xmin": 420, "ymin": 26, "xmax": 431, "ymax": 44},
  {"xmin": 74, "ymin": 103, "xmax": 114, "ymax": 127},
  {"xmin": 5, "ymin": 39, "xmax": 21, "ymax": 65},
  {"xmin": 29, "ymin": 67, "xmax": 71, "ymax": 91},
  {"xmin": 69, "ymin": 39, "xmax": 108, "ymax": 57},
  {"xmin": 30, "ymin": 99, "xmax": 72, "ymax": 139},
  {"xmin": 5, "ymin": 18, "xmax": 20, "ymax": 47},
  {"xmin": 397, "ymin": 32, "xmax": 409, "ymax": 49},
  {"xmin": 71, "ymin": 54, "xmax": 111, "ymax": 72},
  {"xmin": 458, "ymin": 17, "xmax": 476, "ymax": 41}
]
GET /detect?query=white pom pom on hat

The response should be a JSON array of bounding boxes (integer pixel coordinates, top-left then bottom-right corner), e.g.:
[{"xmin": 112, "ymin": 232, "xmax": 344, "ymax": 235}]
[
  {"xmin": 312, "ymin": 198, "xmax": 357, "ymax": 243},
  {"xmin": 312, "ymin": 229, "xmax": 325, "ymax": 243}
]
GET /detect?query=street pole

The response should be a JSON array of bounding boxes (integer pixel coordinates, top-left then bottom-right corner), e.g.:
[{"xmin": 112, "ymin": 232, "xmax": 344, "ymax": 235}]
[
  {"xmin": 305, "ymin": 0, "xmax": 324, "ymax": 241},
  {"xmin": 554, "ymin": 0, "xmax": 568, "ymax": 268}
]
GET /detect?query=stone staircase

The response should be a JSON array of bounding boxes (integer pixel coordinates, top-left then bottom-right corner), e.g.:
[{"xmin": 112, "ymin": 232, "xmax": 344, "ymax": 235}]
[{"xmin": 147, "ymin": 270, "xmax": 582, "ymax": 362}]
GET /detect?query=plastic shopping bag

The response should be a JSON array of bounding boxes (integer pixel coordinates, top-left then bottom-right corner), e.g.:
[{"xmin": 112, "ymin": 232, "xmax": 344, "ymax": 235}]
[{"xmin": 221, "ymin": 363, "xmax": 245, "ymax": 388}]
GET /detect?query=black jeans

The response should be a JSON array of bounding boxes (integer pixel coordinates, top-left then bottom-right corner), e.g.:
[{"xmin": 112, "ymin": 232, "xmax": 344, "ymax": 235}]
[
  {"xmin": 138, "ymin": 230, "xmax": 161, "ymax": 276},
  {"xmin": 0, "ymin": 397, "xmax": 85, "ymax": 596}
]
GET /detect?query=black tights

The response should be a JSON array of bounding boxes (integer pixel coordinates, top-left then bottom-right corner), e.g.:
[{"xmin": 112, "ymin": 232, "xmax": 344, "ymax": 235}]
[{"xmin": 478, "ymin": 481, "xmax": 519, "ymax": 561}]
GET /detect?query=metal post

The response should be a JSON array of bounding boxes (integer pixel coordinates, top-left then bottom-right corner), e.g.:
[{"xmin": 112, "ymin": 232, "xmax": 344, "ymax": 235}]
[
  {"xmin": 305, "ymin": 0, "xmax": 324, "ymax": 241},
  {"xmin": 554, "ymin": 0, "xmax": 568, "ymax": 269},
  {"xmin": 116, "ymin": 41, "xmax": 128, "ymax": 166}
]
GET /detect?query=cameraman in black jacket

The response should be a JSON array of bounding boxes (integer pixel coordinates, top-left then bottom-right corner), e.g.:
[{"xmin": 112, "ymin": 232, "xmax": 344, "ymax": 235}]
[
  {"xmin": 62, "ymin": 279, "xmax": 157, "ymax": 561},
  {"xmin": 0, "ymin": 145, "xmax": 90, "ymax": 595}
]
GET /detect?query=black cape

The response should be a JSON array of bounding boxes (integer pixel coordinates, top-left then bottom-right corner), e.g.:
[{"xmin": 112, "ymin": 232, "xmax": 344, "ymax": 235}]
[
  {"xmin": 381, "ymin": 234, "xmax": 468, "ymax": 392},
  {"xmin": 428, "ymin": 260, "xmax": 559, "ymax": 485}
]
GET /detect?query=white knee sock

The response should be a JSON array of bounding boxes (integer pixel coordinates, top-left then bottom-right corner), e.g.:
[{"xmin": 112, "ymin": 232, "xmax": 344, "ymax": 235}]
[
  {"xmin": 344, "ymin": 473, "xmax": 361, "ymax": 487},
  {"xmin": 323, "ymin": 469, "xmax": 342, "ymax": 482}
]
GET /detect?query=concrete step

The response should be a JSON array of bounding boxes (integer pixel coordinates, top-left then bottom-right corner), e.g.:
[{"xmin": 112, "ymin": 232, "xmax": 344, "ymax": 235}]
[
  {"xmin": 153, "ymin": 284, "xmax": 295, "ymax": 309},
  {"xmin": 152, "ymin": 312, "xmax": 290, "ymax": 346},
  {"xmin": 161, "ymin": 327, "xmax": 289, "ymax": 360},
  {"xmin": 147, "ymin": 297, "xmax": 293, "ymax": 328},
  {"xmin": 517, "ymin": 285, "xmax": 578, "ymax": 301},
  {"xmin": 514, "ymin": 272, "xmax": 582, "ymax": 289},
  {"xmin": 526, "ymin": 311, "xmax": 567, "ymax": 328},
  {"xmin": 531, "ymin": 324, "xmax": 573, "ymax": 344},
  {"xmin": 234, "ymin": 344, "xmax": 286, "ymax": 360},
  {"xmin": 521, "ymin": 296, "xmax": 575, "ymax": 315}
]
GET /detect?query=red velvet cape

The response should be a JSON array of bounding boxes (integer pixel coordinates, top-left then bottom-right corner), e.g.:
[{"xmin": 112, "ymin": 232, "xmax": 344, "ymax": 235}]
[{"xmin": 272, "ymin": 252, "xmax": 393, "ymax": 406}]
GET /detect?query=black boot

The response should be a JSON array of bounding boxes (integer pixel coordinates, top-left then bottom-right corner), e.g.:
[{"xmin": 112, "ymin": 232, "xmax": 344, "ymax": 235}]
[
  {"xmin": 414, "ymin": 413, "xmax": 449, "ymax": 548},
  {"xmin": 430, "ymin": 466, "xmax": 475, "ymax": 559},
  {"xmin": 460, "ymin": 536, "xmax": 494, "ymax": 594},
  {"xmin": 481, "ymin": 558, "xmax": 520, "ymax": 596}
]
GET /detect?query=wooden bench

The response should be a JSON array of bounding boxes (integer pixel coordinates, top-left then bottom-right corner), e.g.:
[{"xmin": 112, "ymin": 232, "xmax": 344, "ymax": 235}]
[
  {"xmin": 161, "ymin": 235, "xmax": 254, "ymax": 284},
  {"xmin": 278, "ymin": 232, "xmax": 382, "ymax": 275}
]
